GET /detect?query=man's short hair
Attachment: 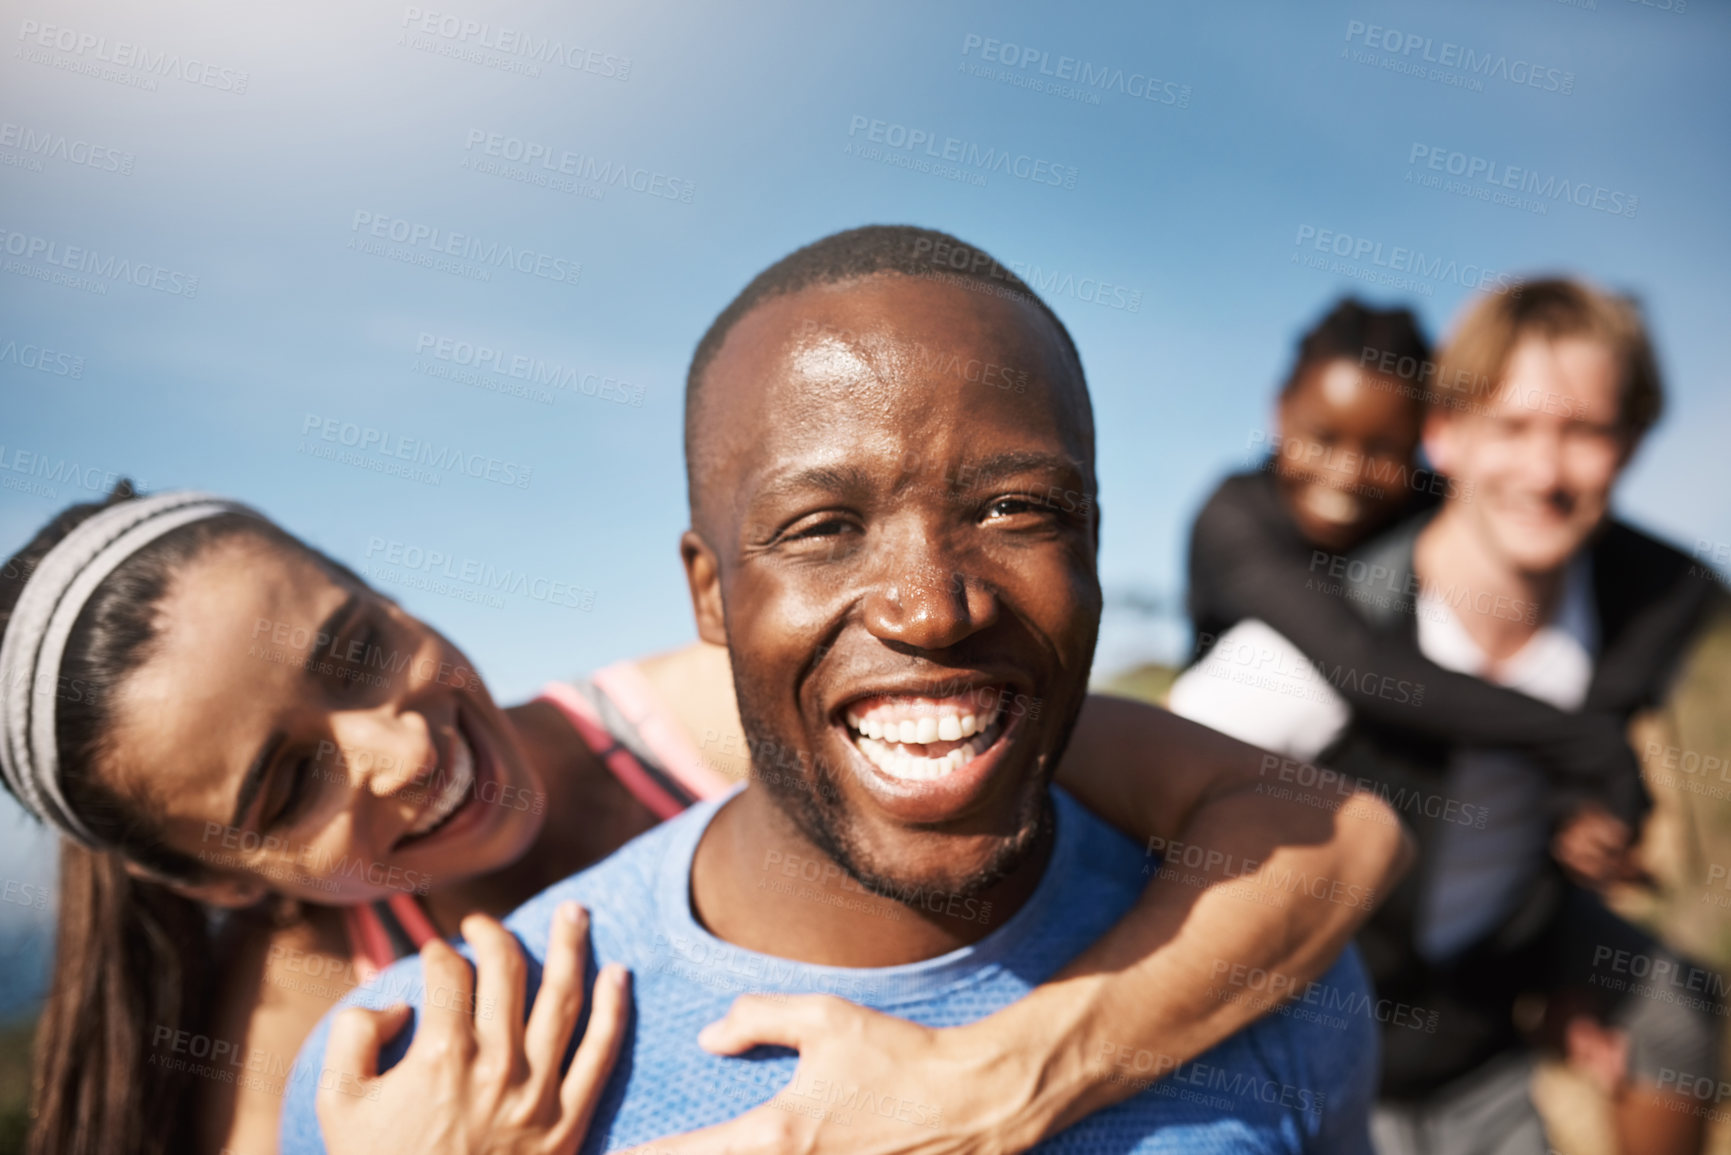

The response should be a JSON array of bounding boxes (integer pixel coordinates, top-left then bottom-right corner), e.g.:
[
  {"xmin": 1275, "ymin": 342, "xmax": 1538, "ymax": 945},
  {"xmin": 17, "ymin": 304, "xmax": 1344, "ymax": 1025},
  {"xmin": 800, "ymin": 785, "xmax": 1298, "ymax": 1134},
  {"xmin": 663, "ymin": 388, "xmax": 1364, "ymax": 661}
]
[
  {"xmin": 1433, "ymin": 277, "xmax": 1663, "ymax": 436},
  {"xmin": 683, "ymin": 225, "xmax": 1087, "ymax": 507}
]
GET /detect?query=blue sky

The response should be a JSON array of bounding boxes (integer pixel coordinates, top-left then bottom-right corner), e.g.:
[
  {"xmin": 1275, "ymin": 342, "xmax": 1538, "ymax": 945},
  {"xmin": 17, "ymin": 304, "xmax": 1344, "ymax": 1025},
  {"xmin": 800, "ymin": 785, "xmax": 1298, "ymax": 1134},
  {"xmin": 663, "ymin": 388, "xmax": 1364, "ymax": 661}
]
[{"xmin": 1, "ymin": 0, "xmax": 1727, "ymax": 999}]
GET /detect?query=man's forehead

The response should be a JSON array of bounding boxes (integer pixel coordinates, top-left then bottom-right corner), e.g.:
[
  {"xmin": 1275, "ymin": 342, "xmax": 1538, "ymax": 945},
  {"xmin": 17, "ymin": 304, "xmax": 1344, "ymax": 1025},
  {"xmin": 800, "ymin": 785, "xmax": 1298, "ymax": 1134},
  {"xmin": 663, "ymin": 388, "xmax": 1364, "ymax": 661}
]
[
  {"xmin": 1489, "ymin": 333, "xmax": 1622, "ymax": 420},
  {"xmin": 689, "ymin": 274, "xmax": 1091, "ymax": 524}
]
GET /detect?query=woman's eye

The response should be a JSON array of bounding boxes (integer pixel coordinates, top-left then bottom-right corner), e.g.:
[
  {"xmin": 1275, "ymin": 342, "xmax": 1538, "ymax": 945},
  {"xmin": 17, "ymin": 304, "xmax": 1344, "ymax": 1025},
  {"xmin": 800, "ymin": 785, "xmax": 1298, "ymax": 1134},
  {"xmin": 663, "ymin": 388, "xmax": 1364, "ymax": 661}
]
[
  {"xmin": 330, "ymin": 623, "xmax": 381, "ymax": 691},
  {"xmin": 267, "ymin": 755, "xmax": 314, "ymax": 831}
]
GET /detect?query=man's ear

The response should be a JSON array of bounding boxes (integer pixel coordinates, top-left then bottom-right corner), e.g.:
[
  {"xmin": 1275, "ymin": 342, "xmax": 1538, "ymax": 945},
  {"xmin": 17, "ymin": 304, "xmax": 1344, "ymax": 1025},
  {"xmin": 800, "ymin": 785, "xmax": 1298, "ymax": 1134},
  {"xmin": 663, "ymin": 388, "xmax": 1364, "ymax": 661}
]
[
  {"xmin": 123, "ymin": 859, "xmax": 268, "ymax": 909},
  {"xmin": 1421, "ymin": 408, "xmax": 1458, "ymax": 477},
  {"xmin": 680, "ymin": 529, "xmax": 727, "ymax": 647}
]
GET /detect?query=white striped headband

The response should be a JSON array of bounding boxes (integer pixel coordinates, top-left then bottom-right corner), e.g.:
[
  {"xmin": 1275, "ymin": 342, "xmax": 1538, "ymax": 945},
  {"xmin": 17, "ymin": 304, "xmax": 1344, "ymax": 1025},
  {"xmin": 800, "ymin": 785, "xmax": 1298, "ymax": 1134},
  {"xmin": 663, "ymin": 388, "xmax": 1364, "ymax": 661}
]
[{"xmin": 0, "ymin": 491, "xmax": 256, "ymax": 847}]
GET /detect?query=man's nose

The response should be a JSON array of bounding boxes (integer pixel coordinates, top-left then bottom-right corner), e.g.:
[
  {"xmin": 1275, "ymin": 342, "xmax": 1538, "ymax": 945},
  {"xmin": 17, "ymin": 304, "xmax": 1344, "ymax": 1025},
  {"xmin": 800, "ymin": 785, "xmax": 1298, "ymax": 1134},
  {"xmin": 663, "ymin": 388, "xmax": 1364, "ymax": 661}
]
[
  {"xmin": 1519, "ymin": 422, "xmax": 1567, "ymax": 491},
  {"xmin": 859, "ymin": 529, "xmax": 998, "ymax": 651}
]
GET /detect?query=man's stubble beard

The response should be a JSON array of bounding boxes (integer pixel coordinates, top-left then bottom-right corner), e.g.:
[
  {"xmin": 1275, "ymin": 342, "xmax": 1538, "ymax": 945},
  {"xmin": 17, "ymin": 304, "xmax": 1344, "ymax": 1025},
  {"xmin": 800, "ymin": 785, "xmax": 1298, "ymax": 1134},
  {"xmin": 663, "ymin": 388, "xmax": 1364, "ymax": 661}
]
[{"xmin": 731, "ymin": 677, "xmax": 1090, "ymax": 909}]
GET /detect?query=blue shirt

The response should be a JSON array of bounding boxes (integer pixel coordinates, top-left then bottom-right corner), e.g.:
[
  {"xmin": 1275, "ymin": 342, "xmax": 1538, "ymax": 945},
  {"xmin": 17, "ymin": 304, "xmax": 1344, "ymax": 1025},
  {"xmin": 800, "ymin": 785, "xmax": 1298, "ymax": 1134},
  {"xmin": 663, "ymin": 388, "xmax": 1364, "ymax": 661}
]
[{"xmin": 283, "ymin": 786, "xmax": 1378, "ymax": 1153}]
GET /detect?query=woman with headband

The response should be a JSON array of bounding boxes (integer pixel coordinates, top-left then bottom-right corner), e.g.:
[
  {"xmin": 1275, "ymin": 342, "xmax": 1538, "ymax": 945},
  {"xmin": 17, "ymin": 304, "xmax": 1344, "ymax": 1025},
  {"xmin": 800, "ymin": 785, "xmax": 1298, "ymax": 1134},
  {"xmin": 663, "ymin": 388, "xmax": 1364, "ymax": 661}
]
[{"xmin": 0, "ymin": 483, "xmax": 1407, "ymax": 1155}]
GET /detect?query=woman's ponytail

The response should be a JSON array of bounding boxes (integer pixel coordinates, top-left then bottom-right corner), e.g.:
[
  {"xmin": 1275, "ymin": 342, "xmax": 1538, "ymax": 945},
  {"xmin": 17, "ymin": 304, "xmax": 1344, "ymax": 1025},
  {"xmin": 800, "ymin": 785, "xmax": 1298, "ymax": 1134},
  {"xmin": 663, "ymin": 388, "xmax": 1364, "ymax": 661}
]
[{"xmin": 28, "ymin": 843, "xmax": 209, "ymax": 1155}]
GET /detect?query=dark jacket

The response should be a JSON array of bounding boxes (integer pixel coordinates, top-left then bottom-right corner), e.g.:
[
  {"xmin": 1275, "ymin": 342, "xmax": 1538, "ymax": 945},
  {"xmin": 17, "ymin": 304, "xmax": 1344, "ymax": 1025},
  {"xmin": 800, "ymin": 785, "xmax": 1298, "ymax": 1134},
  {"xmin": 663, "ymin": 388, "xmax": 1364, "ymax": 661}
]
[
  {"xmin": 1186, "ymin": 468, "xmax": 1667, "ymax": 825},
  {"xmin": 1321, "ymin": 512, "xmax": 1722, "ymax": 1095}
]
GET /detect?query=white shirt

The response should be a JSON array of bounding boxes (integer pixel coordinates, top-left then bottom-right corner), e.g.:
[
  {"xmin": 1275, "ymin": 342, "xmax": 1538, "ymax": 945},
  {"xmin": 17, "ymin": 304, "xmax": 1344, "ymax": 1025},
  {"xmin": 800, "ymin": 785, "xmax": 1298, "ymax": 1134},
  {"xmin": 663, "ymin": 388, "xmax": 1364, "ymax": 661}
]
[{"xmin": 1168, "ymin": 557, "xmax": 1597, "ymax": 961}]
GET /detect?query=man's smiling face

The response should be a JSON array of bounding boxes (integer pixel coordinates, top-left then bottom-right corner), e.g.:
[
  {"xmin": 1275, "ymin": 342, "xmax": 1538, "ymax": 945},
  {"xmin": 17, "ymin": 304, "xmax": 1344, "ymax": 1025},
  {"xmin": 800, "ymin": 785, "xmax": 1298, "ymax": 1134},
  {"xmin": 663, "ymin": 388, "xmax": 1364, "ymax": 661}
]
[{"xmin": 682, "ymin": 273, "xmax": 1101, "ymax": 902}]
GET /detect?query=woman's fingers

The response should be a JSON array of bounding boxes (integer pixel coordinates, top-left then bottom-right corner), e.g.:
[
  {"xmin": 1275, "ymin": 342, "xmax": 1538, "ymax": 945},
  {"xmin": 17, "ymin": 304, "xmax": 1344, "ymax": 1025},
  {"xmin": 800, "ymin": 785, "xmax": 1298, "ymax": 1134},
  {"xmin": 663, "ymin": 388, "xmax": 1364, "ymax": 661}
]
[
  {"xmin": 696, "ymin": 993, "xmax": 839, "ymax": 1055},
  {"xmin": 325, "ymin": 1004, "xmax": 413, "ymax": 1082},
  {"xmin": 463, "ymin": 913, "xmax": 530, "ymax": 1073},
  {"xmin": 416, "ymin": 937, "xmax": 478, "ymax": 1059},
  {"xmin": 524, "ymin": 903, "xmax": 590, "ymax": 1086},
  {"xmin": 556, "ymin": 964, "xmax": 630, "ymax": 1141}
]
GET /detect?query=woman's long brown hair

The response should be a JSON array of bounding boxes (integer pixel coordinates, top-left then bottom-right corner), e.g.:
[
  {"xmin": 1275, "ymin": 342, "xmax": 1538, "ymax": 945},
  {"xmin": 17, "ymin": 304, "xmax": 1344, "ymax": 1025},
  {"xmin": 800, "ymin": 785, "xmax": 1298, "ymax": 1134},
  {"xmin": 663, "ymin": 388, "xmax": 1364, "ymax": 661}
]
[
  {"xmin": 1, "ymin": 483, "xmax": 301, "ymax": 1155},
  {"xmin": 27, "ymin": 845, "xmax": 209, "ymax": 1155}
]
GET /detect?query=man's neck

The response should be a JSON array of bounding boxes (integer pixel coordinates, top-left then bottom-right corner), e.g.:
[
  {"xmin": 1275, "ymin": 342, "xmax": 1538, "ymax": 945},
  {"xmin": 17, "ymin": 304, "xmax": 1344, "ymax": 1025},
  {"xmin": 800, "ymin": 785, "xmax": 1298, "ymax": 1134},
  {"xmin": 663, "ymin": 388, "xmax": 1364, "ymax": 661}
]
[
  {"xmin": 689, "ymin": 783, "xmax": 1053, "ymax": 967},
  {"xmin": 1414, "ymin": 505, "xmax": 1568, "ymax": 667}
]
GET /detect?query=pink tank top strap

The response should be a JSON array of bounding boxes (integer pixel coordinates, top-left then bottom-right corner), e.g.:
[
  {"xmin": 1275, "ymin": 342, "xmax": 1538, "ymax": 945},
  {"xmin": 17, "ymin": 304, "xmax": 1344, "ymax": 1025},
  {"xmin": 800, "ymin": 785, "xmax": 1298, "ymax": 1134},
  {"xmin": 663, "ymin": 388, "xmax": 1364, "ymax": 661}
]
[
  {"xmin": 588, "ymin": 662, "xmax": 734, "ymax": 802},
  {"xmin": 536, "ymin": 680, "xmax": 691, "ymax": 820},
  {"xmin": 343, "ymin": 893, "xmax": 442, "ymax": 981}
]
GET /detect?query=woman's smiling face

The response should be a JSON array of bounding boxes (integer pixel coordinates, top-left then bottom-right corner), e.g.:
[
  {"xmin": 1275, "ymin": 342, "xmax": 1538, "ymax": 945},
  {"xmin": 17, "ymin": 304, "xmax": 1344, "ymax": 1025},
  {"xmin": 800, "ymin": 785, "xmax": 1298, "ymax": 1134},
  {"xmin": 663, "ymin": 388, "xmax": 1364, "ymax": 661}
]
[
  {"xmin": 1274, "ymin": 359, "xmax": 1425, "ymax": 552},
  {"xmin": 100, "ymin": 533, "xmax": 546, "ymax": 906}
]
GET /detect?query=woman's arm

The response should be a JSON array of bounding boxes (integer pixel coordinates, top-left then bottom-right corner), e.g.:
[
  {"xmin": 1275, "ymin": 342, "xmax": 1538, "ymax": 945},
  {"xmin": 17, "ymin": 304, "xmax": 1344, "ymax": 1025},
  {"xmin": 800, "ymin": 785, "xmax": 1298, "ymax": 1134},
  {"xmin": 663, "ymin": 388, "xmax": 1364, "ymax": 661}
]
[
  {"xmin": 1191, "ymin": 476, "xmax": 1644, "ymax": 820},
  {"xmin": 1010, "ymin": 694, "xmax": 1410, "ymax": 1139},
  {"xmin": 644, "ymin": 683, "xmax": 1410, "ymax": 1154}
]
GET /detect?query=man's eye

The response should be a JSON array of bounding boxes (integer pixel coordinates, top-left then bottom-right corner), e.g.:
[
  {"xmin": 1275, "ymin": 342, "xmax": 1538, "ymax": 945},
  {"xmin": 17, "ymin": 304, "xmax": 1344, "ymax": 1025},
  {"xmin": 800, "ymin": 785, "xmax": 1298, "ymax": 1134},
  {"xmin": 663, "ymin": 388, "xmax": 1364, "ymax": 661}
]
[
  {"xmin": 794, "ymin": 521, "xmax": 848, "ymax": 538},
  {"xmin": 778, "ymin": 516, "xmax": 857, "ymax": 544},
  {"xmin": 986, "ymin": 497, "xmax": 1044, "ymax": 520}
]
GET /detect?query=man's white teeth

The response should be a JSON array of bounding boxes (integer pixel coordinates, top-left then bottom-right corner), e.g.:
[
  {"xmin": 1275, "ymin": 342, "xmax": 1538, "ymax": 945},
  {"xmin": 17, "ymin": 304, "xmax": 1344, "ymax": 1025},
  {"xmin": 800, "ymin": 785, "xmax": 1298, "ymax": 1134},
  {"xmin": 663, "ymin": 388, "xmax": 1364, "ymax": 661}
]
[
  {"xmin": 844, "ymin": 697, "xmax": 999, "ymax": 745},
  {"xmin": 843, "ymin": 693, "xmax": 1008, "ymax": 783},
  {"xmin": 408, "ymin": 731, "xmax": 475, "ymax": 837},
  {"xmin": 853, "ymin": 727, "xmax": 996, "ymax": 782},
  {"xmin": 843, "ymin": 713, "xmax": 985, "ymax": 742}
]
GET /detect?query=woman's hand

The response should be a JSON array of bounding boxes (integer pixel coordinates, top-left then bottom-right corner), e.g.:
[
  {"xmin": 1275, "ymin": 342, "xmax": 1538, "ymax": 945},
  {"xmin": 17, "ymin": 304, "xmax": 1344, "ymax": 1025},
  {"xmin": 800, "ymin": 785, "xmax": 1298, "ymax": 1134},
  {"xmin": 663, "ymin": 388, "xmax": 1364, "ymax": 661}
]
[
  {"xmin": 635, "ymin": 994, "xmax": 1039, "ymax": 1155},
  {"xmin": 318, "ymin": 902, "xmax": 629, "ymax": 1155}
]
